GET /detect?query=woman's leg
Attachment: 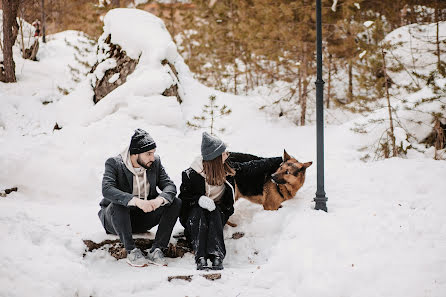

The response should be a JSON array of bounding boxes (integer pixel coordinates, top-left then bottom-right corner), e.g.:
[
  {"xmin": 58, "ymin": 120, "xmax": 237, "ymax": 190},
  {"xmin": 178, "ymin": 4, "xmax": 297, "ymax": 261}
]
[
  {"xmin": 186, "ymin": 206, "xmax": 209, "ymax": 262},
  {"xmin": 205, "ymin": 205, "xmax": 226, "ymax": 260}
]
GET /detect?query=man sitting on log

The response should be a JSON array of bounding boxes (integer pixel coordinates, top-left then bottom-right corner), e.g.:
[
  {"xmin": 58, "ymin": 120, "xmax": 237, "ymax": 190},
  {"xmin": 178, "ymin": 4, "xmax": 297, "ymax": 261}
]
[{"xmin": 98, "ymin": 129, "xmax": 181, "ymax": 267}]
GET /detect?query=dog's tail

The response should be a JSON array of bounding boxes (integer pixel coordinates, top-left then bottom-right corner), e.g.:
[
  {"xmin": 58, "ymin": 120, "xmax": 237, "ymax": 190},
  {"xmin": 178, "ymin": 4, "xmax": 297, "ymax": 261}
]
[{"xmin": 226, "ymin": 221, "xmax": 237, "ymax": 227}]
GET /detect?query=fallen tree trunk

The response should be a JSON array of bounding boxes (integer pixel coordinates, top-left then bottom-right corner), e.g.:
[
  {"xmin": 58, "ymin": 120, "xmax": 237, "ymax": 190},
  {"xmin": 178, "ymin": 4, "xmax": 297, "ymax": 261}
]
[{"xmin": 83, "ymin": 237, "xmax": 191, "ymax": 259}]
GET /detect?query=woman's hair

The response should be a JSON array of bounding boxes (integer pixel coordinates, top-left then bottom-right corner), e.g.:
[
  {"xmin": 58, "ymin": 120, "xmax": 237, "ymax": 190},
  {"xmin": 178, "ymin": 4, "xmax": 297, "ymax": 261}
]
[{"xmin": 202, "ymin": 154, "xmax": 235, "ymax": 186}]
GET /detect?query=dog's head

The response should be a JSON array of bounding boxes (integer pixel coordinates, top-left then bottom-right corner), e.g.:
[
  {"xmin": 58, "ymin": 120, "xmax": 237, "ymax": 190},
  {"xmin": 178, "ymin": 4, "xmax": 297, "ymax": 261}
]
[{"xmin": 271, "ymin": 150, "xmax": 312, "ymax": 188}]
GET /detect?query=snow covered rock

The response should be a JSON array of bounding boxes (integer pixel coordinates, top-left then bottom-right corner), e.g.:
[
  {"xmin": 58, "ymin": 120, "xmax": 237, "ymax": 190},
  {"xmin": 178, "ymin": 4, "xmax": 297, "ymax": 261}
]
[
  {"xmin": 90, "ymin": 34, "xmax": 139, "ymax": 103},
  {"xmin": 89, "ymin": 8, "xmax": 184, "ymax": 104}
]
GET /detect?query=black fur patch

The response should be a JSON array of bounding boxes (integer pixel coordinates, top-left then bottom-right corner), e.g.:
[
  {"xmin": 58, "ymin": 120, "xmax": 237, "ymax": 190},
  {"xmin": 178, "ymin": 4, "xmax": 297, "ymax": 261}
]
[{"xmin": 228, "ymin": 152, "xmax": 281, "ymax": 196}]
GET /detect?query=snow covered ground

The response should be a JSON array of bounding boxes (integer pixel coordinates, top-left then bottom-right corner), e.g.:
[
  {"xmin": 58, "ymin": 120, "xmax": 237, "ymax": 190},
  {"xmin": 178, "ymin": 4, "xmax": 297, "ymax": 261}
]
[{"xmin": 1, "ymin": 8, "xmax": 445, "ymax": 297}]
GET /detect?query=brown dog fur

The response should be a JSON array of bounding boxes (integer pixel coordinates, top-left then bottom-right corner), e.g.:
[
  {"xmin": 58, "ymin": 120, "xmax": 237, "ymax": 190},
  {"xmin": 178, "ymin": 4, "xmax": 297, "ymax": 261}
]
[{"xmin": 235, "ymin": 150, "xmax": 312, "ymax": 211}]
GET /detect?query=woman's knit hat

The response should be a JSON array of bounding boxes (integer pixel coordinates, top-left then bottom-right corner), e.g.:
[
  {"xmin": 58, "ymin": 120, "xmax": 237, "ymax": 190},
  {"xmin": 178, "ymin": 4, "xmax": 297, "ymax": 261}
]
[{"xmin": 201, "ymin": 132, "xmax": 226, "ymax": 161}]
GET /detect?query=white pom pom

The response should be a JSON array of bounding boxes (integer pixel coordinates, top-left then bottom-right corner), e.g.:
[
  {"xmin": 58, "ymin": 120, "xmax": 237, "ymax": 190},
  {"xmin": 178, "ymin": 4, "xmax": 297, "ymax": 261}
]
[{"xmin": 199, "ymin": 195, "xmax": 216, "ymax": 211}]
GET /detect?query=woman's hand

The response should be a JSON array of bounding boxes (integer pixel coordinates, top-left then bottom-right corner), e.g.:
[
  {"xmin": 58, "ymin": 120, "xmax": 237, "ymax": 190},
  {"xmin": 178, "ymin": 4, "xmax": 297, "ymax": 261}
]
[{"xmin": 198, "ymin": 195, "xmax": 216, "ymax": 211}]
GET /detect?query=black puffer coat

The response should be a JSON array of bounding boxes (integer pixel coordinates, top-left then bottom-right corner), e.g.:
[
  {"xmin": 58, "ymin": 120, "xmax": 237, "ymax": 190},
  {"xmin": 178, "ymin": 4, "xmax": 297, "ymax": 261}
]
[{"xmin": 178, "ymin": 155, "xmax": 282, "ymax": 227}]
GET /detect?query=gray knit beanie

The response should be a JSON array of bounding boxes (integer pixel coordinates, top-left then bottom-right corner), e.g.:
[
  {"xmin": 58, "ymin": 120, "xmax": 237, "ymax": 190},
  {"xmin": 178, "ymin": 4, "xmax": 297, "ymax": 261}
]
[{"xmin": 201, "ymin": 132, "xmax": 227, "ymax": 161}]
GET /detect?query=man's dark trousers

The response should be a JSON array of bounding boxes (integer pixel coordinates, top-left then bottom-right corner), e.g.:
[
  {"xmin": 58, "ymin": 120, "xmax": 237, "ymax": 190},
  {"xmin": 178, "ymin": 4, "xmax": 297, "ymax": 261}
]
[{"xmin": 98, "ymin": 197, "xmax": 182, "ymax": 252}]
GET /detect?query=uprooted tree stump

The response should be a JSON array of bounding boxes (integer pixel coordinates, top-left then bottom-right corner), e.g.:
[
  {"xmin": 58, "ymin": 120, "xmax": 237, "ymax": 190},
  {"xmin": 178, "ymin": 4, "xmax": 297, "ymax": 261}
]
[
  {"xmin": 83, "ymin": 237, "xmax": 192, "ymax": 260},
  {"xmin": 22, "ymin": 39, "xmax": 39, "ymax": 61}
]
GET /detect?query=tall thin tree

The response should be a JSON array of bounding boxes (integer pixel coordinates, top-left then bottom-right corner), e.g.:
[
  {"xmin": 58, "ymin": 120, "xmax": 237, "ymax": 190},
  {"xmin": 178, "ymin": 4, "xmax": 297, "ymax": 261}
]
[
  {"xmin": 1, "ymin": 0, "xmax": 20, "ymax": 83},
  {"xmin": 41, "ymin": 0, "xmax": 46, "ymax": 43}
]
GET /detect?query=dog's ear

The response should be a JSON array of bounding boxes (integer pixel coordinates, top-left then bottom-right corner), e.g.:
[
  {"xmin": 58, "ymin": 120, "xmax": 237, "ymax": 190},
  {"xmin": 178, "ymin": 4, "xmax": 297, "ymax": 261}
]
[
  {"xmin": 303, "ymin": 161, "xmax": 313, "ymax": 168},
  {"xmin": 283, "ymin": 150, "xmax": 291, "ymax": 161}
]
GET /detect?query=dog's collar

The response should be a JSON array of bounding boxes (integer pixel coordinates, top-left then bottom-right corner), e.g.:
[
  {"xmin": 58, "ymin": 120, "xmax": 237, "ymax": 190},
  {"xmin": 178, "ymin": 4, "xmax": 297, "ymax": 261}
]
[
  {"xmin": 274, "ymin": 181, "xmax": 287, "ymax": 200},
  {"xmin": 277, "ymin": 184, "xmax": 285, "ymax": 200}
]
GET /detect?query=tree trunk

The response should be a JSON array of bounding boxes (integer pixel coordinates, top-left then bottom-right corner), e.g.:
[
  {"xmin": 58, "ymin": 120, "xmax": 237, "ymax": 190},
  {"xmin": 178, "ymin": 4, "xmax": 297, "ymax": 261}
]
[
  {"xmin": 168, "ymin": 1, "xmax": 177, "ymax": 38},
  {"xmin": 434, "ymin": 118, "xmax": 445, "ymax": 160},
  {"xmin": 243, "ymin": 54, "xmax": 250, "ymax": 94},
  {"xmin": 300, "ymin": 46, "xmax": 308, "ymax": 126},
  {"xmin": 210, "ymin": 98, "xmax": 215, "ymax": 135},
  {"xmin": 19, "ymin": 15, "xmax": 25, "ymax": 58},
  {"xmin": 382, "ymin": 48, "xmax": 397, "ymax": 157},
  {"xmin": 41, "ymin": 0, "xmax": 46, "ymax": 43},
  {"xmin": 435, "ymin": 1, "xmax": 441, "ymax": 73},
  {"xmin": 348, "ymin": 59, "xmax": 353, "ymax": 102},
  {"xmin": 112, "ymin": 0, "xmax": 120, "ymax": 7},
  {"xmin": 326, "ymin": 53, "xmax": 332, "ymax": 109},
  {"xmin": 230, "ymin": 2, "xmax": 238, "ymax": 95},
  {"xmin": 1, "ymin": 0, "xmax": 20, "ymax": 83},
  {"xmin": 298, "ymin": 65, "xmax": 302, "ymax": 106},
  {"xmin": 233, "ymin": 59, "xmax": 238, "ymax": 95},
  {"xmin": 300, "ymin": 76, "xmax": 308, "ymax": 126},
  {"xmin": 400, "ymin": 4, "xmax": 408, "ymax": 27}
]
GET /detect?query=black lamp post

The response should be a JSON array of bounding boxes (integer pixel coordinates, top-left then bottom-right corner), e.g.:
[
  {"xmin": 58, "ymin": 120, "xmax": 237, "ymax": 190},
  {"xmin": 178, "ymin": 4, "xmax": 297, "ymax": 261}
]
[{"xmin": 314, "ymin": 0, "xmax": 328, "ymax": 212}]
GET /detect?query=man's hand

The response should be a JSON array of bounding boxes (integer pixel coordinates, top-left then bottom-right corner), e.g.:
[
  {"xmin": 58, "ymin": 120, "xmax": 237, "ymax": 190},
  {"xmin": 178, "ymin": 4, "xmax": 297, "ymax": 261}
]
[{"xmin": 135, "ymin": 197, "xmax": 164, "ymax": 213}]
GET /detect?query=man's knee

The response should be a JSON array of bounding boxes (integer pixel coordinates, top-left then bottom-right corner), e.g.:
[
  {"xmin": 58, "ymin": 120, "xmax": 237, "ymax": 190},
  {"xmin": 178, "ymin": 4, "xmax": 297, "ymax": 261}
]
[
  {"xmin": 107, "ymin": 203, "xmax": 130, "ymax": 220},
  {"xmin": 163, "ymin": 197, "xmax": 181, "ymax": 213}
]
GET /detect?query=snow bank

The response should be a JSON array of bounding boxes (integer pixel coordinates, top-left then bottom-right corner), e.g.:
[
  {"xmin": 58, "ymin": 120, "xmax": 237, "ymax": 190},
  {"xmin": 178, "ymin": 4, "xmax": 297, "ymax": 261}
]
[
  {"xmin": 385, "ymin": 21, "xmax": 446, "ymax": 86},
  {"xmin": 348, "ymin": 22, "xmax": 446, "ymax": 160}
]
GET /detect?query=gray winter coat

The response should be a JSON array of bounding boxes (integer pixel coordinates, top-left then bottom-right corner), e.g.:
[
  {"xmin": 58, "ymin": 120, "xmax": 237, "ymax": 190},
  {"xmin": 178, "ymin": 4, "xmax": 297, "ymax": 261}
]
[{"xmin": 99, "ymin": 154, "xmax": 177, "ymax": 209}]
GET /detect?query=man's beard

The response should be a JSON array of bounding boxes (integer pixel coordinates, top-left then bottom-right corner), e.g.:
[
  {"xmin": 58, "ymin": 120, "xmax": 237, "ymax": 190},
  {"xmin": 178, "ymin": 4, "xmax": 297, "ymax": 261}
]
[{"xmin": 137, "ymin": 155, "xmax": 153, "ymax": 170}]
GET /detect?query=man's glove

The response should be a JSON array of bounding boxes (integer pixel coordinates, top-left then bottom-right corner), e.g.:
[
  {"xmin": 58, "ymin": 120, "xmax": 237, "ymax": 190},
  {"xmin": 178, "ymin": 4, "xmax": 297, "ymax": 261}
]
[{"xmin": 198, "ymin": 195, "xmax": 216, "ymax": 211}]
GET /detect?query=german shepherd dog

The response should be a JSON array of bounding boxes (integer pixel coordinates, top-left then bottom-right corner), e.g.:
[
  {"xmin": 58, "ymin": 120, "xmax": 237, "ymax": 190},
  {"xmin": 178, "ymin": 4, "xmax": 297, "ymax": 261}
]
[{"xmin": 228, "ymin": 150, "xmax": 312, "ymax": 212}]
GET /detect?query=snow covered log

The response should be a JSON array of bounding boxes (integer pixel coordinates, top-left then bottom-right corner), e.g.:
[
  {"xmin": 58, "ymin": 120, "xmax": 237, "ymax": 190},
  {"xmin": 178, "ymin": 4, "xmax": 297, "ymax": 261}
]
[
  {"xmin": 83, "ymin": 237, "xmax": 191, "ymax": 260},
  {"xmin": 167, "ymin": 273, "xmax": 221, "ymax": 282},
  {"xmin": 0, "ymin": 187, "xmax": 18, "ymax": 197}
]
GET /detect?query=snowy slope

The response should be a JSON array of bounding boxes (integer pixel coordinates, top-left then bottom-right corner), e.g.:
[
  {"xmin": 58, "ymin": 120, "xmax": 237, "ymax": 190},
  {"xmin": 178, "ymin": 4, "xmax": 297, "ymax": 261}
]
[
  {"xmin": 1, "ymin": 8, "xmax": 445, "ymax": 297},
  {"xmin": 340, "ymin": 22, "xmax": 446, "ymax": 161}
]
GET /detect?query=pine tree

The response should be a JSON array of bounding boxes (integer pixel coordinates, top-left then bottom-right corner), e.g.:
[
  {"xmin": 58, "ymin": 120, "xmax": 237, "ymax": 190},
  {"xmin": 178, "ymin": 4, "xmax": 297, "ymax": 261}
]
[
  {"xmin": 187, "ymin": 94, "xmax": 232, "ymax": 135},
  {"xmin": 177, "ymin": 0, "xmax": 444, "ymax": 129}
]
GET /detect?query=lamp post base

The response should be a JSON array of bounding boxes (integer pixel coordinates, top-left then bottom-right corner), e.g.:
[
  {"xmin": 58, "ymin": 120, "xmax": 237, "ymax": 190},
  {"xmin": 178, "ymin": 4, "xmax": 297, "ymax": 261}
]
[{"xmin": 314, "ymin": 196, "xmax": 328, "ymax": 212}]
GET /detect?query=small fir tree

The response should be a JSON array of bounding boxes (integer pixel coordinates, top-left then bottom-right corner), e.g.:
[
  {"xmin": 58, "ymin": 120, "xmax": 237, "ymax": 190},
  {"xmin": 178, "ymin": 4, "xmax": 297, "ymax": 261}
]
[{"xmin": 187, "ymin": 94, "xmax": 232, "ymax": 135}]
